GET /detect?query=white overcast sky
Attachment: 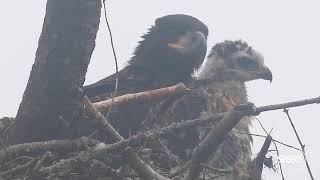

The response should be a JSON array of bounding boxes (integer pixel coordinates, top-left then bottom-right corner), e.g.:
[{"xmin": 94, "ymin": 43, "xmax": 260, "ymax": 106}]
[{"xmin": 0, "ymin": 1, "xmax": 319, "ymax": 179}]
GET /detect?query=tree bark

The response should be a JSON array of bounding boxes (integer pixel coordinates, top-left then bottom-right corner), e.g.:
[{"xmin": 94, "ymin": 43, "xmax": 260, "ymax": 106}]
[{"xmin": 7, "ymin": 0, "xmax": 101, "ymax": 144}]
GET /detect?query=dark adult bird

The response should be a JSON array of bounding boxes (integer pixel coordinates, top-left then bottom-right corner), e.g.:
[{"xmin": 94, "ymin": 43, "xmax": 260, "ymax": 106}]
[
  {"xmin": 142, "ymin": 40, "xmax": 272, "ymax": 179},
  {"xmin": 83, "ymin": 14, "xmax": 208, "ymax": 138}
]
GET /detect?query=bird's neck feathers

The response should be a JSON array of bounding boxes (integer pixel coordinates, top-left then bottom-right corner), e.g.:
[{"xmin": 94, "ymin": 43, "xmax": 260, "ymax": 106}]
[
  {"xmin": 126, "ymin": 27, "xmax": 194, "ymax": 83},
  {"xmin": 199, "ymin": 54, "xmax": 248, "ymax": 102},
  {"xmin": 199, "ymin": 54, "xmax": 241, "ymax": 83},
  {"xmin": 127, "ymin": 27, "xmax": 157, "ymax": 68}
]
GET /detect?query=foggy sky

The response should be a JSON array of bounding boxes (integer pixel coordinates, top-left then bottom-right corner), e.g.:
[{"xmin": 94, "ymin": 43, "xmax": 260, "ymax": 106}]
[{"xmin": 1, "ymin": 1, "xmax": 319, "ymax": 179}]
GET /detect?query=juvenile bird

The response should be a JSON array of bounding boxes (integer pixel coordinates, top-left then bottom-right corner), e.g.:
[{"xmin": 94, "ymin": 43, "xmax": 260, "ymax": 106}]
[{"xmin": 143, "ymin": 40, "xmax": 272, "ymax": 179}]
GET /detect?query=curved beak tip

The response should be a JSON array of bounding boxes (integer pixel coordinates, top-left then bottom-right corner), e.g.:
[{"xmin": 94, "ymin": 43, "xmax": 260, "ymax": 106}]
[{"xmin": 260, "ymin": 69, "xmax": 273, "ymax": 83}]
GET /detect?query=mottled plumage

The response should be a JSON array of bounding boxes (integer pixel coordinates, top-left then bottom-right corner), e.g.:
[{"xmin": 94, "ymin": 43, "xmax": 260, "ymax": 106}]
[
  {"xmin": 82, "ymin": 14, "xmax": 208, "ymax": 138},
  {"xmin": 142, "ymin": 40, "xmax": 272, "ymax": 179}
]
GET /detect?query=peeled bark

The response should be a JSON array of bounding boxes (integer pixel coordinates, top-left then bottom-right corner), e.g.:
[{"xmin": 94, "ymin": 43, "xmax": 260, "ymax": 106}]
[{"xmin": 7, "ymin": 0, "xmax": 101, "ymax": 144}]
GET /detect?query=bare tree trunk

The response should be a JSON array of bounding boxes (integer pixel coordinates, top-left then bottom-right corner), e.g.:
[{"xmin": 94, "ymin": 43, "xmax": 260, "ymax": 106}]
[{"xmin": 7, "ymin": 0, "xmax": 101, "ymax": 144}]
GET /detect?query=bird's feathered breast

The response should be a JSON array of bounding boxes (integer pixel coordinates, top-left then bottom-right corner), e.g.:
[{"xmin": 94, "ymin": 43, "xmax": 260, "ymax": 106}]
[{"xmin": 200, "ymin": 80, "xmax": 252, "ymax": 131}]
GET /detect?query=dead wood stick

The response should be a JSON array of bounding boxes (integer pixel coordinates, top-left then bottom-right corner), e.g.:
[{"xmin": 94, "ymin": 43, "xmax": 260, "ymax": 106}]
[
  {"xmin": 123, "ymin": 147, "xmax": 171, "ymax": 180},
  {"xmin": 168, "ymin": 161, "xmax": 191, "ymax": 178},
  {"xmin": 254, "ymin": 96, "xmax": 320, "ymax": 114},
  {"xmin": 0, "ymin": 158, "xmax": 38, "ymax": 177},
  {"xmin": 183, "ymin": 103, "xmax": 254, "ymax": 180},
  {"xmin": 231, "ymin": 130, "xmax": 301, "ymax": 151},
  {"xmin": 89, "ymin": 159, "xmax": 122, "ymax": 179},
  {"xmin": 249, "ymin": 135, "xmax": 272, "ymax": 180},
  {"xmin": 0, "ymin": 138, "xmax": 98, "ymax": 165},
  {"xmin": 33, "ymin": 151, "xmax": 53, "ymax": 172},
  {"xmin": 272, "ymin": 140, "xmax": 285, "ymax": 180},
  {"xmin": 201, "ymin": 163, "xmax": 232, "ymax": 174},
  {"xmin": 283, "ymin": 109, "xmax": 314, "ymax": 180},
  {"xmin": 84, "ymin": 96, "xmax": 123, "ymax": 142},
  {"xmin": 93, "ymin": 83, "xmax": 189, "ymax": 112},
  {"xmin": 84, "ymin": 96, "xmax": 170, "ymax": 180}
]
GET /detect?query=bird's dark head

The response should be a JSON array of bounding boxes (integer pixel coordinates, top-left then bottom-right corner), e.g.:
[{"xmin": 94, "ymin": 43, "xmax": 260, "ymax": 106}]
[
  {"xmin": 128, "ymin": 14, "xmax": 208, "ymax": 80},
  {"xmin": 200, "ymin": 40, "xmax": 272, "ymax": 83}
]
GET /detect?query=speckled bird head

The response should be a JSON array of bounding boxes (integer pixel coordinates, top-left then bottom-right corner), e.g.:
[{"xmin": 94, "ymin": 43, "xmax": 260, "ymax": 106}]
[{"xmin": 199, "ymin": 40, "xmax": 272, "ymax": 82}]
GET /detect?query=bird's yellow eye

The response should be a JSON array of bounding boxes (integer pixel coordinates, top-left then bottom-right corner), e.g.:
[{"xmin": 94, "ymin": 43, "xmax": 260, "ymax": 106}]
[{"xmin": 238, "ymin": 57, "xmax": 259, "ymax": 71}]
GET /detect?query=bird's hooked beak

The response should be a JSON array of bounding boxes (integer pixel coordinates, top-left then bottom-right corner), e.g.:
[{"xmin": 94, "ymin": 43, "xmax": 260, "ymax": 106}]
[
  {"xmin": 168, "ymin": 31, "xmax": 207, "ymax": 55},
  {"xmin": 259, "ymin": 66, "xmax": 273, "ymax": 83}
]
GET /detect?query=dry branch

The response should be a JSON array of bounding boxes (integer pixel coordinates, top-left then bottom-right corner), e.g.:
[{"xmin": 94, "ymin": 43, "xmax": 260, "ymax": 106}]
[
  {"xmin": 249, "ymin": 135, "xmax": 272, "ymax": 180},
  {"xmin": 254, "ymin": 96, "xmax": 320, "ymax": 114},
  {"xmin": 38, "ymin": 149, "xmax": 101, "ymax": 177},
  {"xmin": 123, "ymin": 147, "xmax": 170, "ymax": 180},
  {"xmin": 283, "ymin": 109, "xmax": 314, "ymax": 180},
  {"xmin": 0, "ymin": 158, "xmax": 38, "ymax": 177},
  {"xmin": 89, "ymin": 159, "xmax": 122, "ymax": 179},
  {"xmin": 84, "ymin": 96, "xmax": 123, "ymax": 142},
  {"xmin": 168, "ymin": 161, "xmax": 190, "ymax": 178},
  {"xmin": 201, "ymin": 163, "xmax": 232, "ymax": 174},
  {"xmin": 0, "ymin": 138, "xmax": 98, "ymax": 166},
  {"xmin": 232, "ymin": 130, "xmax": 301, "ymax": 151},
  {"xmin": 93, "ymin": 83, "xmax": 189, "ymax": 112},
  {"xmin": 33, "ymin": 151, "xmax": 53, "ymax": 172},
  {"xmin": 254, "ymin": 116, "xmax": 285, "ymax": 180},
  {"xmin": 272, "ymin": 140, "xmax": 285, "ymax": 180}
]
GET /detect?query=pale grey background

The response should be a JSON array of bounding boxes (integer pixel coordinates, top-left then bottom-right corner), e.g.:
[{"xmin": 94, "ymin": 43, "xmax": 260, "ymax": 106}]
[{"xmin": 0, "ymin": 1, "xmax": 319, "ymax": 179}]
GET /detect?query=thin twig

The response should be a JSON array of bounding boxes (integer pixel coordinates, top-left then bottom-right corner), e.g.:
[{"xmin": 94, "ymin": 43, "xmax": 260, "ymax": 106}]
[
  {"xmin": 273, "ymin": 141, "xmax": 285, "ymax": 180},
  {"xmin": 33, "ymin": 151, "xmax": 53, "ymax": 172},
  {"xmin": 1, "ymin": 156, "xmax": 33, "ymax": 170},
  {"xmin": 283, "ymin": 109, "xmax": 314, "ymax": 180},
  {"xmin": 0, "ymin": 138, "xmax": 99, "ymax": 165},
  {"xmin": 0, "ymin": 158, "xmax": 38, "ymax": 177},
  {"xmin": 231, "ymin": 131, "xmax": 301, "ymax": 151},
  {"xmin": 200, "ymin": 163, "xmax": 232, "ymax": 174},
  {"xmin": 89, "ymin": 159, "xmax": 123, "ymax": 179},
  {"xmin": 167, "ymin": 161, "xmax": 191, "ymax": 178},
  {"xmin": 123, "ymin": 147, "xmax": 170, "ymax": 180},
  {"xmin": 255, "ymin": 116, "xmax": 285, "ymax": 180},
  {"xmin": 254, "ymin": 116, "xmax": 268, "ymax": 134},
  {"xmin": 102, "ymin": 0, "xmax": 119, "ymax": 122},
  {"xmin": 200, "ymin": 128, "xmax": 301, "ymax": 151}
]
